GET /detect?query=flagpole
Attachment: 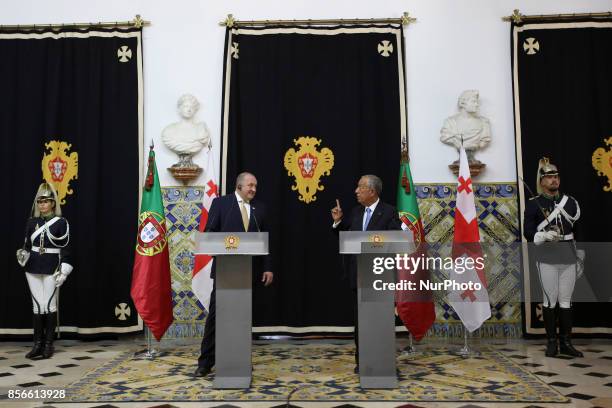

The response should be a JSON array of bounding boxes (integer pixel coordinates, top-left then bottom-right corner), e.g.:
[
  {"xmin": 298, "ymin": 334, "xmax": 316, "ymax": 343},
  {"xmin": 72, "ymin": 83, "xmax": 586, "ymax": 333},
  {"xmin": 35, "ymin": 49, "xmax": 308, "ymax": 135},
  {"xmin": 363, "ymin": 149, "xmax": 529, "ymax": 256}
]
[
  {"xmin": 454, "ymin": 324, "xmax": 480, "ymax": 358},
  {"xmin": 145, "ymin": 326, "xmax": 158, "ymax": 359},
  {"xmin": 402, "ymin": 332, "xmax": 420, "ymax": 356},
  {"xmin": 134, "ymin": 326, "xmax": 160, "ymax": 359}
]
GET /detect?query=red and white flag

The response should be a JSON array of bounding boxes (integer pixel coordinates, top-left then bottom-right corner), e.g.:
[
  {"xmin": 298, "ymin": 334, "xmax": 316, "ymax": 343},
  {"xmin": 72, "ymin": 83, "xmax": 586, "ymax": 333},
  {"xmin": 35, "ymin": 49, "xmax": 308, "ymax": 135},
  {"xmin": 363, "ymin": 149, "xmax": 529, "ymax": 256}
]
[
  {"xmin": 191, "ymin": 148, "xmax": 218, "ymax": 311},
  {"xmin": 448, "ymin": 146, "xmax": 491, "ymax": 332}
]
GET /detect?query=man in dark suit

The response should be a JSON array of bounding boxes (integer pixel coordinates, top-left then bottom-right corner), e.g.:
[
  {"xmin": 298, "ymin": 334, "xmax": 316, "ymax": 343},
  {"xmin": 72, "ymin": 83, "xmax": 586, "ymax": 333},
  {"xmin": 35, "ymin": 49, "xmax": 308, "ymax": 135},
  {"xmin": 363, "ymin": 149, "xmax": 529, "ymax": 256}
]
[
  {"xmin": 331, "ymin": 174, "xmax": 402, "ymax": 372},
  {"xmin": 194, "ymin": 172, "xmax": 273, "ymax": 377}
]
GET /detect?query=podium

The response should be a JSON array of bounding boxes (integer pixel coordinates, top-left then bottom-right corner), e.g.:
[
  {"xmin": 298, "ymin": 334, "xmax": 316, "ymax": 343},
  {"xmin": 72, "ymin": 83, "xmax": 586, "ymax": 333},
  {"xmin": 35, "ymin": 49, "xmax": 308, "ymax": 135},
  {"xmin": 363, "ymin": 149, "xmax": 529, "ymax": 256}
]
[
  {"xmin": 339, "ymin": 231, "xmax": 414, "ymax": 389},
  {"xmin": 195, "ymin": 232, "xmax": 268, "ymax": 389}
]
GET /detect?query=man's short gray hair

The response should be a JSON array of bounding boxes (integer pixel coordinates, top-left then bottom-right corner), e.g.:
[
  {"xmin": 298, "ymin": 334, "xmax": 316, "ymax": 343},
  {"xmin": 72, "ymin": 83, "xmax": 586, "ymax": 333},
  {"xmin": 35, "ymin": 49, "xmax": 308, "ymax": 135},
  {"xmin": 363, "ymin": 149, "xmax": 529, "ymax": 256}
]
[
  {"xmin": 236, "ymin": 172, "xmax": 255, "ymax": 189},
  {"xmin": 362, "ymin": 174, "xmax": 382, "ymax": 195}
]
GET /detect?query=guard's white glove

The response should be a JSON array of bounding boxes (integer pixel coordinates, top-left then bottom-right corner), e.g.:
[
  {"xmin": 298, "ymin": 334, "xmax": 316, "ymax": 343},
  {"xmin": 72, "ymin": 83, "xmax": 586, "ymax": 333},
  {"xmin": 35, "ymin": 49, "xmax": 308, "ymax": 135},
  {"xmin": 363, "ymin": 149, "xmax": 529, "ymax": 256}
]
[
  {"xmin": 534, "ymin": 231, "xmax": 558, "ymax": 245},
  {"xmin": 54, "ymin": 263, "xmax": 73, "ymax": 287}
]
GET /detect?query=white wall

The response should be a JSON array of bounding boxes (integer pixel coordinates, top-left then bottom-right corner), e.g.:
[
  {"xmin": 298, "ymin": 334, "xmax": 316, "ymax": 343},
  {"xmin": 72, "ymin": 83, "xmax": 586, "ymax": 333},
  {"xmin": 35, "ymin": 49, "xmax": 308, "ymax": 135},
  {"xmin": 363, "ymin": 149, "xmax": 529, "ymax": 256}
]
[{"xmin": 3, "ymin": 0, "xmax": 610, "ymax": 185}]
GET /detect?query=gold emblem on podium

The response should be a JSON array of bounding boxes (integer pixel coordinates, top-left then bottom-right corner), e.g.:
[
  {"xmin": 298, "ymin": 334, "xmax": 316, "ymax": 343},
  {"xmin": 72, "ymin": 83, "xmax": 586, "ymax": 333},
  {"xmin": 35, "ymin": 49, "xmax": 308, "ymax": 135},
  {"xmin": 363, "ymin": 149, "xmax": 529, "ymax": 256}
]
[
  {"xmin": 369, "ymin": 233, "xmax": 385, "ymax": 247},
  {"xmin": 224, "ymin": 234, "xmax": 240, "ymax": 250}
]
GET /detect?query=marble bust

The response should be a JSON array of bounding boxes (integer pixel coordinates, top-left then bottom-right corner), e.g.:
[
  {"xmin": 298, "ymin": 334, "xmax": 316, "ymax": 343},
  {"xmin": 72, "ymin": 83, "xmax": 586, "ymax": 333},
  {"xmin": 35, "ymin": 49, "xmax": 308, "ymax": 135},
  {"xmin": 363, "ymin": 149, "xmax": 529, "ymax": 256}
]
[
  {"xmin": 162, "ymin": 94, "xmax": 210, "ymax": 168},
  {"xmin": 440, "ymin": 90, "xmax": 491, "ymax": 163}
]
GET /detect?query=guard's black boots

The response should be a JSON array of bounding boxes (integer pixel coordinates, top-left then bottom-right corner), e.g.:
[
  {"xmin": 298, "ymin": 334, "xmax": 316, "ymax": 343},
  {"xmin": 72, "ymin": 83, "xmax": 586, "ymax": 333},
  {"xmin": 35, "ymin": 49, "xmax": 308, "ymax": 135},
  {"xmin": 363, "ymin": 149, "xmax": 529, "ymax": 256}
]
[
  {"xmin": 25, "ymin": 314, "xmax": 45, "ymax": 359},
  {"xmin": 543, "ymin": 307, "xmax": 558, "ymax": 357},
  {"xmin": 558, "ymin": 308, "xmax": 583, "ymax": 358},
  {"xmin": 41, "ymin": 312, "xmax": 57, "ymax": 359}
]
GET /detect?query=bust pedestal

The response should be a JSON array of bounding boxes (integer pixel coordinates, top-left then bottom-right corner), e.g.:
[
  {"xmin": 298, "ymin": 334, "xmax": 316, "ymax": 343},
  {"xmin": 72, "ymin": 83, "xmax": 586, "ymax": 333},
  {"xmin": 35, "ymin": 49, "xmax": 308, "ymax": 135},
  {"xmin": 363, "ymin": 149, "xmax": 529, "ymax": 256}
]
[
  {"xmin": 448, "ymin": 160, "xmax": 486, "ymax": 177},
  {"xmin": 167, "ymin": 166, "xmax": 202, "ymax": 185}
]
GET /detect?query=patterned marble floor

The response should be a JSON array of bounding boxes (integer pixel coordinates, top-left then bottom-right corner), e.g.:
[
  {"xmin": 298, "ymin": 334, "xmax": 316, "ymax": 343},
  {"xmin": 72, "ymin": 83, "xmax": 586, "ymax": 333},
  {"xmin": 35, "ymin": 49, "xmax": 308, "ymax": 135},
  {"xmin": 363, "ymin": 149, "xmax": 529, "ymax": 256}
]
[{"xmin": 0, "ymin": 337, "xmax": 611, "ymax": 408}]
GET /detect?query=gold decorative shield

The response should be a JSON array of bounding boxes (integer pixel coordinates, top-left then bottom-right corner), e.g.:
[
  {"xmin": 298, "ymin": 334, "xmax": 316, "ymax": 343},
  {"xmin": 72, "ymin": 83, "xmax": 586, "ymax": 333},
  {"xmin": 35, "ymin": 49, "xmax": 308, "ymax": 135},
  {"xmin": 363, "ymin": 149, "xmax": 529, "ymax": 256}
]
[
  {"xmin": 41, "ymin": 140, "xmax": 78, "ymax": 204},
  {"xmin": 224, "ymin": 235, "xmax": 240, "ymax": 250},
  {"xmin": 592, "ymin": 136, "xmax": 612, "ymax": 192},
  {"xmin": 399, "ymin": 211, "xmax": 423, "ymax": 246},
  {"xmin": 135, "ymin": 211, "xmax": 167, "ymax": 256},
  {"xmin": 283, "ymin": 136, "xmax": 334, "ymax": 204}
]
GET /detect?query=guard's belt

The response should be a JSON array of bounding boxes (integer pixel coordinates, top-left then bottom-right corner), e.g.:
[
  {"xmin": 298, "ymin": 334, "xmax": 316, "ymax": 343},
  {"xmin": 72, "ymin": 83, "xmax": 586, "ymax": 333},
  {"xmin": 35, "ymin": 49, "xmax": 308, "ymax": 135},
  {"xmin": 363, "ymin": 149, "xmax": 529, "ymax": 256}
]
[{"xmin": 31, "ymin": 246, "xmax": 60, "ymax": 254}]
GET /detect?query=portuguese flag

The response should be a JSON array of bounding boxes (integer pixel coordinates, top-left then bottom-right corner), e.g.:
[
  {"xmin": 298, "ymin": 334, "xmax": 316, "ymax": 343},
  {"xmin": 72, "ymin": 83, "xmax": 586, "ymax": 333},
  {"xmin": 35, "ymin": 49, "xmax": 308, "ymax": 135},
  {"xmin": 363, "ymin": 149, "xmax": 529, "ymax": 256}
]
[
  {"xmin": 396, "ymin": 154, "xmax": 436, "ymax": 341},
  {"xmin": 130, "ymin": 145, "xmax": 173, "ymax": 341}
]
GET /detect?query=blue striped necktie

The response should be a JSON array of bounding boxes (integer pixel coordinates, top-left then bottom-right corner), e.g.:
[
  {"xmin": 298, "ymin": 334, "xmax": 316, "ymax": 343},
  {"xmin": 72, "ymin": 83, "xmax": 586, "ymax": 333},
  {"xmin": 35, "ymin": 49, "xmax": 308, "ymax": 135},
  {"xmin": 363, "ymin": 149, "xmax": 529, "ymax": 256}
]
[{"xmin": 363, "ymin": 207, "xmax": 372, "ymax": 231}]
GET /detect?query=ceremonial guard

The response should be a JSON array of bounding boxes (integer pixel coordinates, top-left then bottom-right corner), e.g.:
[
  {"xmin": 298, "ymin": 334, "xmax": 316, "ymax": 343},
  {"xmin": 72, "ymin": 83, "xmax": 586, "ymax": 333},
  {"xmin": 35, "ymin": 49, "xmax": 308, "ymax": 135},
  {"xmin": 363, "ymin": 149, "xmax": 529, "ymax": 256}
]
[
  {"xmin": 523, "ymin": 158, "xmax": 583, "ymax": 358},
  {"xmin": 17, "ymin": 182, "xmax": 72, "ymax": 359}
]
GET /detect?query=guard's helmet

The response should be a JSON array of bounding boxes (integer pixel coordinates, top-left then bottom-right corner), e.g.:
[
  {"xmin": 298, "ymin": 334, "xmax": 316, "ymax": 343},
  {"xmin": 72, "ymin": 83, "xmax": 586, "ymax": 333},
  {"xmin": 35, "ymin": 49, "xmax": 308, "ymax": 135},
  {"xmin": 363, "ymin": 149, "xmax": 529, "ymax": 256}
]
[
  {"xmin": 32, "ymin": 182, "xmax": 61, "ymax": 217},
  {"xmin": 536, "ymin": 157, "xmax": 559, "ymax": 194}
]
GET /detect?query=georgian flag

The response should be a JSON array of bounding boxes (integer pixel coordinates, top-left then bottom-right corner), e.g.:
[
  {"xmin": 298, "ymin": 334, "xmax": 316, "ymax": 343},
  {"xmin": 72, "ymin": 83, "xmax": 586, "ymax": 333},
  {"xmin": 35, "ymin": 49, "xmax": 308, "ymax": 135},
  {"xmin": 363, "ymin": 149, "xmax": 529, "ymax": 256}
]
[
  {"xmin": 191, "ymin": 148, "xmax": 218, "ymax": 311},
  {"xmin": 448, "ymin": 146, "xmax": 491, "ymax": 332}
]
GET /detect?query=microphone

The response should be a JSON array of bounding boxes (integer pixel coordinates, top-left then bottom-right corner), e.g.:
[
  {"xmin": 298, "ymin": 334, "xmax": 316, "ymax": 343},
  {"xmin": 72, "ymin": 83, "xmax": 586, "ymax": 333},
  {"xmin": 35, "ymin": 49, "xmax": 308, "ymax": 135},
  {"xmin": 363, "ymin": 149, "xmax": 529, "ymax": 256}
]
[{"xmin": 251, "ymin": 206, "xmax": 261, "ymax": 232}]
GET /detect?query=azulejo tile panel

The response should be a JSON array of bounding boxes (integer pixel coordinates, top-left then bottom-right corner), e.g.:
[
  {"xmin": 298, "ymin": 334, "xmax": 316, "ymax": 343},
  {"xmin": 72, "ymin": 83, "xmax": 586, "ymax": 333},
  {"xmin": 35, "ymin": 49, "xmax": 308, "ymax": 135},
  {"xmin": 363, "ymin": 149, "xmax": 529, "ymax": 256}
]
[
  {"xmin": 162, "ymin": 187, "xmax": 207, "ymax": 338},
  {"xmin": 416, "ymin": 183, "xmax": 521, "ymax": 338},
  {"xmin": 162, "ymin": 183, "xmax": 521, "ymax": 338}
]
